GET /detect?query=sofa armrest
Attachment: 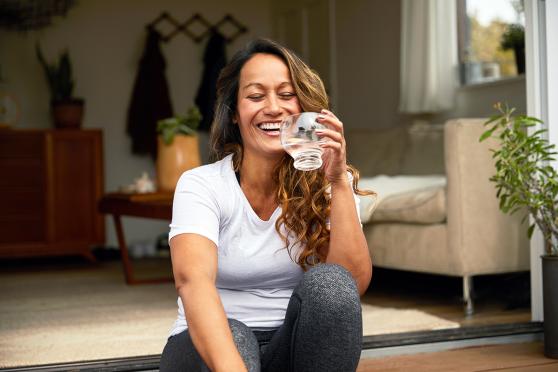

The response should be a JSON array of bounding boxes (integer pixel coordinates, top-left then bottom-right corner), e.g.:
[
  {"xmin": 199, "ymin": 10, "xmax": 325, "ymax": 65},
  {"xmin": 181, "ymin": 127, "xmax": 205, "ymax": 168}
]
[{"xmin": 444, "ymin": 119, "xmax": 529, "ymax": 275}]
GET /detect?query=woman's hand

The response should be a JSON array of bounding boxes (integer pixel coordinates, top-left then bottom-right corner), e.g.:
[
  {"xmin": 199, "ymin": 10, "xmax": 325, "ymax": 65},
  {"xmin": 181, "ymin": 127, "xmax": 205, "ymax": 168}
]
[{"xmin": 316, "ymin": 109, "xmax": 348, "ymax": 184}]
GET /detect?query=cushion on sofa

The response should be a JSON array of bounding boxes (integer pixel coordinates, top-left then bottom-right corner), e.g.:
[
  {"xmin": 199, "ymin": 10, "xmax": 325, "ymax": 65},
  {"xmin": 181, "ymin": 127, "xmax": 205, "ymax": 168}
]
[
  {"xmin": 357, "ymin": 175, "xmax": 447, "ymax": 224},
  {"xmin": 345, "ymin": 125, "xmax": 409, "ymax": 177},
  {"xmin": 399, "ymin": 121, "xmax": 445, "ymax": 175},
  {"xmin": 372, "ymin": 186, "xmax": 446, "ymax": 223}
]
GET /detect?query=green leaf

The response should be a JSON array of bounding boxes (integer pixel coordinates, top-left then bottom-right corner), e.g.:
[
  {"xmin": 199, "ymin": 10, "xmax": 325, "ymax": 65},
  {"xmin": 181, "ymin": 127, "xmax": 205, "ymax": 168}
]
[
  {"xmin": 162, "ymin": 129, "xmax": 174, "ymax": 145},
  {"xmin": 528, "ymin": 224, "xmax": 536, "ymax": 238},
  {"xmin": 156, "ymin": 106, "xmax": 202, "ymax": 144},
  {"xmin": 484, "ymin": 115, "xmax": 502, "ymax": 127},
  {"xmin": 36, "ymin": 44, "xmax": 76, "ymax": 101},
  {"xmin": 479, "ymin": 127, "xmax": 496, "ymax": 142}
]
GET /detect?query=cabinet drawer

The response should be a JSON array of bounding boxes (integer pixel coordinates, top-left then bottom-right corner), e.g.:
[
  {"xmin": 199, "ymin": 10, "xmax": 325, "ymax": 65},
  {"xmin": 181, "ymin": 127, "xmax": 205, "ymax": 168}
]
[
  {"xmin": 0, "ymin": 188, "xmax": 45, "ymax": 216},
  {"xmin": 0, "ymin": 134, "xmax": 44, "ymax": 158},
  {"xmin": 0, "ymin": 158, "xmax": 44, "ymax": 187},
  {"xmin": 0, "ymin": 215, "xmax": 46, "ymax": 243}
]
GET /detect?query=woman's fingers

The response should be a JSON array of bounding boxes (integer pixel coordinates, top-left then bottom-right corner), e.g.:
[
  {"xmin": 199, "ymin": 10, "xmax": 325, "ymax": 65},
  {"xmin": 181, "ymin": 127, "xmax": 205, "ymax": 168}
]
[
  {"xmin": 319, "ymin": 140, "xmax": 343, "ymax": 152},
  {"xmin": 316, "ymin": 128, "xmax": 343, "ymax": 143},
  {"xmin": 317, "ymin": 109, "xmax": 344, "ymax": 133}
]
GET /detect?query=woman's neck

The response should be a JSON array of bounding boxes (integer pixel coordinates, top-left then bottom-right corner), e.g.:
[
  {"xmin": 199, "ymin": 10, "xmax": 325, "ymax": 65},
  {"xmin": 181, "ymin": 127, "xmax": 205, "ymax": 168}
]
[
  {"xmin": 238, "ymin": 152, "xmax": 281, "ymax": 220},
  {"xmin": 239, "ymin": 152, "xmax": 280, "ymax": 191}
]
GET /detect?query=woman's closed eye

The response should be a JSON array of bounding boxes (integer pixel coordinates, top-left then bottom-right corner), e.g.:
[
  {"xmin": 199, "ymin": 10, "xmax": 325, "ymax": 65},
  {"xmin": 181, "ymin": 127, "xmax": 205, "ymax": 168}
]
[
  {"xmin": 279, "ymin": 92, "xmax": 296, "ymax": 100},
  {"xmin": 247, "ymin": 94, "xmax": 265, "ymax": 101}
]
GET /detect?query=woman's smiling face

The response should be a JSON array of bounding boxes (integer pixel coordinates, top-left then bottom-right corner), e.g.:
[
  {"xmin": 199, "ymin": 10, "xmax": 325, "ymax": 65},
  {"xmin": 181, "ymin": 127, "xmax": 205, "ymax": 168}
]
[{"xmin": 235, "ymin": 53, "xmax": 301, "ymax": 159}]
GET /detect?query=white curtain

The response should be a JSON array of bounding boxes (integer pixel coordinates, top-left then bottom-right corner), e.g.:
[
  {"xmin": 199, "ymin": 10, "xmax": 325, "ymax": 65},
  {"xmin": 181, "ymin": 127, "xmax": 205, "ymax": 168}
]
[{"xmin": 399, "ymin": 0, "xmax": 458, "ymax": 113}]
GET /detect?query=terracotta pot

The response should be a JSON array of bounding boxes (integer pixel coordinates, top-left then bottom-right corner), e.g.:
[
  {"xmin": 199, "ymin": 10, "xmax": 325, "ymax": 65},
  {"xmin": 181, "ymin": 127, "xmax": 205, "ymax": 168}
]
[
  {"xmin": 51, "ymin": 98, "xmax": 84, "ymax": 129},
  {"xmin": 156, "ymin": 134, "xmax": 201, "ymax": 192}
]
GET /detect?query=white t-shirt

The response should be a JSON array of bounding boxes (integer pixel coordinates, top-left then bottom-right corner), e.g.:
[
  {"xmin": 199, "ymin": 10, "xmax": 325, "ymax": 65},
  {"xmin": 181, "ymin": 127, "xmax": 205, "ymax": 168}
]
[{"xmin": 168, "ymin": 154, "xmax": 360, "ymax": 336}]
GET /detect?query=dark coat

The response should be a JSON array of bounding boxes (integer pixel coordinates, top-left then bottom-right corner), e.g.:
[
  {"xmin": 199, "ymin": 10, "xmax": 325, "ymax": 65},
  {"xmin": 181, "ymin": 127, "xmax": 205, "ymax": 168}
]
[
  {"xmin": 195, "ymin": 30, "xmax": 227, "ymax": 131},
  {"xmin": 126, "ymin": 29, "xmax": 173, "ymax": 159}
]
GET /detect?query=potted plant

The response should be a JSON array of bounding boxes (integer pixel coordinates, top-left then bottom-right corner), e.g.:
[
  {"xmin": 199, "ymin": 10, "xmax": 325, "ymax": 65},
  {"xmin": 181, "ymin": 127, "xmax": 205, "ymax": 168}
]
[
  {"xmin": 480, "ymin": 103, "xmax": 558, "ymax": 359},
  {"xmin": 36, "ymin": 44, "xmax": 84, "ymax": 129},
  {"xmin": 156, "ymin": 106, "xmax": 202, "ymax": 192},
  {"xmin": 500, "ymin": 23, "xmax": 525, "ymax": 75}
]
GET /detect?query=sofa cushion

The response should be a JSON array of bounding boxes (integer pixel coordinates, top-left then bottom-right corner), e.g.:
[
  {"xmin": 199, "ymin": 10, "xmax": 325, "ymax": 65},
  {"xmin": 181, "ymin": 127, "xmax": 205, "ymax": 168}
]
[
  {"xmin": 345, "ymin": 125, "xmax": 409, "ymax": 177},
  {"xmin": 357, "ymin": 175, "xmax": 446, "ymax": 224},
  {"xmin": 372, "ymin": 186, "xmax": 446, "ymax": 223},
  {"xmin": 399, "ymin": 121, "xmax": 445, "ymax": 175}
]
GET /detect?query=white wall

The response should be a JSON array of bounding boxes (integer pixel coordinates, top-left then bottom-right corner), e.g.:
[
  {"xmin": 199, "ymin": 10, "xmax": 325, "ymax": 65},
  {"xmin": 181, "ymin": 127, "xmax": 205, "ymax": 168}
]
[
  {"xmin": 0, "ymin": 0, "xmax": 272, "ymax": 248},
  {"xmin": 335, "ymin": 0, "xmax": 403, "ymax": 129}
]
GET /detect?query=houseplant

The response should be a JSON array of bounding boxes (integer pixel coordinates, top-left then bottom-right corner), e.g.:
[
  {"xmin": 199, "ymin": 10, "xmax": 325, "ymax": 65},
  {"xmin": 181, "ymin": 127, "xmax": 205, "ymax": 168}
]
[
  {"xmin": 500, "ymin": 23, "xmax": 525, "ymax": 75},
  {"xmin": 156, "ymin": 106, "xmax": 202, "ymax": 192},
  {"xmin": 36, "ymin": 44, "xmax": 84, "ymax": 129},
  {"xmin": 480, "ymin": 103, "xmax": 558, "ymax": 358}
]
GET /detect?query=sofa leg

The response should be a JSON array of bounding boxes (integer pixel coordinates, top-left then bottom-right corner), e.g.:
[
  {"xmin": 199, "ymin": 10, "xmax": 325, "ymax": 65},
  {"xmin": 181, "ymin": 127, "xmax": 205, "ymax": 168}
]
[{"xmin": 463, "ymin": 276, "xmax": 474, "ymax": 316}]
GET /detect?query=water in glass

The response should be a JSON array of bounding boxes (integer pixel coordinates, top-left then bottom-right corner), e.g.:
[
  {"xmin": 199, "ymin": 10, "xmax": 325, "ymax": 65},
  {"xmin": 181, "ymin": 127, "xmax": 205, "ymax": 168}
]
[{"xmin": 280, "ymin": 112, "xmax": 325, "ymax": 171}]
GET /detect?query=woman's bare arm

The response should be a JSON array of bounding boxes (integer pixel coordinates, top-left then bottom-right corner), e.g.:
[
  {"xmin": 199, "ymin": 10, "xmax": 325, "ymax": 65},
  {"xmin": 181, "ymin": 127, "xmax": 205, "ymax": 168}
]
[
  {"xmin": 316, "ymin": 108, "xmax": 372, "ymax": 295},
  {"xmin": 326, "ymin": 179, "xmax": 372, "ymax": 295},
  {"xmin": 170, "ymin": 233, "xmax": 247, "ymax": 372}
]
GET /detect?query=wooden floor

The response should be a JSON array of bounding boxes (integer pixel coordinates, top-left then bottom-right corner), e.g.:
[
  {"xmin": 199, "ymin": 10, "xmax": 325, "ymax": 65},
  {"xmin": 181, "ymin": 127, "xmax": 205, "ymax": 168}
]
[{"xmin": 357, "ymin": 342, "xmax": 558, "ymax": 371}]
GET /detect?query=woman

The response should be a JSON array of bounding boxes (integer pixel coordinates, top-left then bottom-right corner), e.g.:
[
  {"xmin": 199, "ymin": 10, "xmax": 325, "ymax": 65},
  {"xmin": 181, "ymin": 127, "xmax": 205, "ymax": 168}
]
[{"xmin": 160, "ymin": 38, "xmax": 372, "ymax": 372}]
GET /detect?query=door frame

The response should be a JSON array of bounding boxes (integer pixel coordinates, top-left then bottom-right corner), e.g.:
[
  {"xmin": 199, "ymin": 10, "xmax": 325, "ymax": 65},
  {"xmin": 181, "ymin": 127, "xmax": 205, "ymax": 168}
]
[{"xmin": 525, "ymin": 0, "xmax": 558, "ymax": 322}]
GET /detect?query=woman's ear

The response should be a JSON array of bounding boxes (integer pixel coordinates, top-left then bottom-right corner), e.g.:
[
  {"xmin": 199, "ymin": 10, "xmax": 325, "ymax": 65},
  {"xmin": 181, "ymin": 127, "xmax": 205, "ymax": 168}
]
[{"xmin": 232, "ymin": 114, "xmax": 239, "ymax": 125}]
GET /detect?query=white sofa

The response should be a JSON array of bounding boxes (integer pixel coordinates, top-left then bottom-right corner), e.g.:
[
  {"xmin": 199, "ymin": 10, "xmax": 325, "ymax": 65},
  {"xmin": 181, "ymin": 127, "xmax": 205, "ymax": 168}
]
[{"xmin": 346, "ymin": 119, "xmax": 530, "ymax": 315}]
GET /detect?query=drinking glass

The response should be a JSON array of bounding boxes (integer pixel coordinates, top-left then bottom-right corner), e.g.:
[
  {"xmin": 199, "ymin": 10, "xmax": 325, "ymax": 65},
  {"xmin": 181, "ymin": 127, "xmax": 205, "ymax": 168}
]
[{"xmin": 280, "ymin": 112, "xmax": 326, "ymax": 171}]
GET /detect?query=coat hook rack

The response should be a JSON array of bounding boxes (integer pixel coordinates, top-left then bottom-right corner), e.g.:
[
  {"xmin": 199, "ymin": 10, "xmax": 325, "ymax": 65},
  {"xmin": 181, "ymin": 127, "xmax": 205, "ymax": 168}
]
[{"xmin": 146, "ymin": 12, "xmax": 248, "ymax": 44}]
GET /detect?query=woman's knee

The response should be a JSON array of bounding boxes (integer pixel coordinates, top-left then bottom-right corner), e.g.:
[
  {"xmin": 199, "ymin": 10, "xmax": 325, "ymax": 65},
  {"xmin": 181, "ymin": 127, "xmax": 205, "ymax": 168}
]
[
  {"xmin": 297, "ymin": 264, "xmax": 360, "ymax": 314},
  {"xmin": 227, "ymin": 319, "xmax": 261, "ymax": 372}
]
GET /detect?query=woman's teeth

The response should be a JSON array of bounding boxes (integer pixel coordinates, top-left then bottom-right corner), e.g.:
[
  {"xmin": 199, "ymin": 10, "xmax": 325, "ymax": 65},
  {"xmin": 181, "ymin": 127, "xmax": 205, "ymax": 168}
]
[{"xmin": 258, "ymin": 123, "xmax": 281, "ymax": 131}]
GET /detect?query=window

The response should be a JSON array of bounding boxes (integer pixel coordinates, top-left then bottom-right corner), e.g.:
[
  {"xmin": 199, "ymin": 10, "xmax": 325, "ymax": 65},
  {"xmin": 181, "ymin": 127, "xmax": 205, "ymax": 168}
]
[{"xmin": 457, "ymin": 0, "xmax": 525, "ymax": 85}]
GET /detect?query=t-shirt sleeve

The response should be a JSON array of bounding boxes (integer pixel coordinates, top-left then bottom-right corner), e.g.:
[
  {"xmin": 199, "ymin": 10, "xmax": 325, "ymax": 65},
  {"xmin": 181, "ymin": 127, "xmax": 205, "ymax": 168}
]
[{"xmin": 168, "ymin": 171, "xmax": 220, "ymax": 246}]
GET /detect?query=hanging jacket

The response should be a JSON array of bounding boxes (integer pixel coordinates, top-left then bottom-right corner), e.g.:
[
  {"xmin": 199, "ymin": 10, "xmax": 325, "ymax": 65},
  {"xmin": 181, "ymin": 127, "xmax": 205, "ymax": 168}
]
[
  {"xmin": 126, "ymin": 28, "xmax": 173, "ymax": 159},
  {"xmin": 195, "ymin": 30, "xmax": 227, "ymax": 131}
]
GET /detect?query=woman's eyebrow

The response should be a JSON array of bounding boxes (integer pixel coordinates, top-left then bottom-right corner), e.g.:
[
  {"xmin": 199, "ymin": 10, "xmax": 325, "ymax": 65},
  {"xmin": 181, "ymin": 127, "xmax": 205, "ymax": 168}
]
[
  {"xmin": 242, "ymin": 82, "xmax": 264, "ymax": 90},
  {"xmin": 241, "ymin": 81, "xmax": 293, "ymax": 91}
]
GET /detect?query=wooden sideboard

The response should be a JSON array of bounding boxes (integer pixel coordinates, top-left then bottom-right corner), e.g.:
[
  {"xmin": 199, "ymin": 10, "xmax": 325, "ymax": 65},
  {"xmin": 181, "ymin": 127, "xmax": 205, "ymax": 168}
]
[{"xmin": 0, "ymin": 129, "xmax": 105, "ymax": 260}]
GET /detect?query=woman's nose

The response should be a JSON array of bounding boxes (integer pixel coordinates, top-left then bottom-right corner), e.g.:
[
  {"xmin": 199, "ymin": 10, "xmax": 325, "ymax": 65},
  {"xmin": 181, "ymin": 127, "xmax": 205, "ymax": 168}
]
[{"xmin": 264, "ymin": 95, "xmax": 281, "ymax": 115}]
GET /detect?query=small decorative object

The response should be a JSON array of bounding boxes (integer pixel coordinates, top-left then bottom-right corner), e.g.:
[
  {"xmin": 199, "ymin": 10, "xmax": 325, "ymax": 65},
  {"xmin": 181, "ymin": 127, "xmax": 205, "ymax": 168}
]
[
  {"xmin": 36, "ymin": 44, "xmax": 84, "ymax": 129},
  {"xmin": 480, "ymin": 103, "xmax": 558, "ymax": 358},
  {"xmin": 119, "ymin": 172, "xmax": 156, "ymax": 194},
  {"xmin": 500, "ymin": 23, "xmax": 525, "ymax": 75},
  {"xmin": 156, "ymin": 106, "xmax": 202, "ymax": 192},
  {"xmin": 134, "ymin": 172, "xmax": 156, "ymax": 193}
]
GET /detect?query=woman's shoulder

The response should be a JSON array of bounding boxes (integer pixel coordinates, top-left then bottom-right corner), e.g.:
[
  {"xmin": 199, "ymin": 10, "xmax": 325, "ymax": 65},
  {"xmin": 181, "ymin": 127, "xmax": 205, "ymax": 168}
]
[
  {"xmin": 181, "ymin": 155, "xmax": 233, "ymax": 179},
  {"xmin": 176, "ymin": 155, "xmax": 234, "ymax": 191}
]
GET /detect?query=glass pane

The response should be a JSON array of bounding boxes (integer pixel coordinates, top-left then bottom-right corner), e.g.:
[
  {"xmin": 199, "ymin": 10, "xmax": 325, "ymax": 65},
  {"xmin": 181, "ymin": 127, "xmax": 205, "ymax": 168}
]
[{"xmin": 463, "ymin": 0, "xmax": 525, "ymax": 84}]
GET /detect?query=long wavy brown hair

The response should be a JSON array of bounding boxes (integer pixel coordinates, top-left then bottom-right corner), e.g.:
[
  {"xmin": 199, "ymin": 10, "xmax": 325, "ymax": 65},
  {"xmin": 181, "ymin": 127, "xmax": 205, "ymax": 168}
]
[{"xmin": 210, "ymin": 38, "xmax": 371, "ymax": 270}]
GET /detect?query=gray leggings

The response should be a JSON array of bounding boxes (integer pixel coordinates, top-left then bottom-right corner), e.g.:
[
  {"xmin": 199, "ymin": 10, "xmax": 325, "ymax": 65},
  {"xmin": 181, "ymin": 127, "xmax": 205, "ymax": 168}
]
[{"xmin": 159, "ymin": 264, "xmax": 363, "ymax": 372}]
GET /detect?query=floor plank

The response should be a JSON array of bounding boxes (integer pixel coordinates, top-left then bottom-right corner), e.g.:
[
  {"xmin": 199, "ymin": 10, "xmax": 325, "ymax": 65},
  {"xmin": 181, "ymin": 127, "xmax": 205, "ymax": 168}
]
[{"xmin": 357, "ymin": 342, "xmax": 558, "ymax": 372}]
